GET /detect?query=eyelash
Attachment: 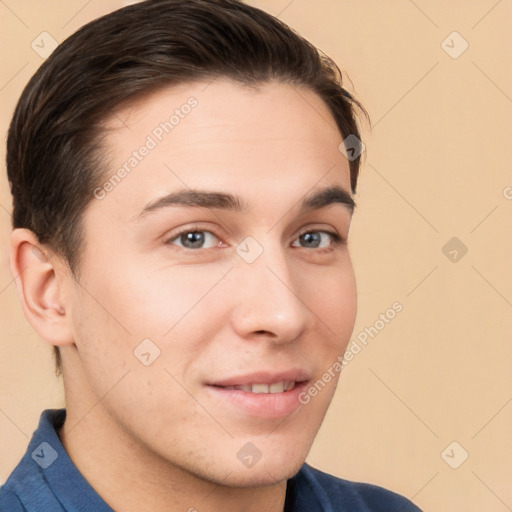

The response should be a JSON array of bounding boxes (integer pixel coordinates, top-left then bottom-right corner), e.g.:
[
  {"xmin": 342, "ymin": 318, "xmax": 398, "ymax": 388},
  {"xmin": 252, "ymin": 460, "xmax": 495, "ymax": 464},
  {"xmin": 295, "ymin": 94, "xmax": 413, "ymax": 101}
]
[{"xmin": 165, "ymin": 226, "xmax": 346, "ymax": 252}]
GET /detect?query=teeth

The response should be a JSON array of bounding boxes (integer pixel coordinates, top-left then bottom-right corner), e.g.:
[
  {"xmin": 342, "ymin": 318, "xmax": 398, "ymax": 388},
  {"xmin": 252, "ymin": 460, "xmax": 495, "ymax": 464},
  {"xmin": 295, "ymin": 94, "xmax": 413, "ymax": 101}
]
[
  {"xmin": 228, "ymin": 381, "xmax": 296, "ymax": 393},
  {"xmin": 286, "ymin": 380, "xmax": 296, "ymax": 391},
  {"xmin": 251, "ymin": 383, "xmax": 270, "ymax": 393},
  {"xmin": 269, "ymin": 382, "xmax": 285, "ymax": 393}
]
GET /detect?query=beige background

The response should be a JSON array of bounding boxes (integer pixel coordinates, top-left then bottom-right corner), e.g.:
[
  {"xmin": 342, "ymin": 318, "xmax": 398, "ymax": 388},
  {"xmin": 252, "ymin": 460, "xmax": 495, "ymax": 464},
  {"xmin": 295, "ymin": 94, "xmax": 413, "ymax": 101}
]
[{"xmin": 1, "ymin": 1, "xmax": 511, "ymax": 510}]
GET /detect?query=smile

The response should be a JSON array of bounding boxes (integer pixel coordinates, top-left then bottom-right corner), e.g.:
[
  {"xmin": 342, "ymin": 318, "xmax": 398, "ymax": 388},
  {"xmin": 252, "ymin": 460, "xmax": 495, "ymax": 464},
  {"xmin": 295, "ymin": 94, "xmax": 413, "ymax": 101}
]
[{"xmin": 213, "ymin": 381, "xmax": 297, "ymax": 393}]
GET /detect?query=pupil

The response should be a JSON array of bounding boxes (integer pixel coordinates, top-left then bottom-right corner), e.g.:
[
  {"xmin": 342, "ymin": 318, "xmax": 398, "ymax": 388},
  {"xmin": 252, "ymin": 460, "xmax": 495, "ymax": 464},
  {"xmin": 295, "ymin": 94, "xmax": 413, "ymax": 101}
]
[
  {"xmin": 182, "ymin": 231, "xmax": 204, "ymax": 248},
  {"xmin": 301, "ymin": 232, "xmax": 320, "ymax": 248}
]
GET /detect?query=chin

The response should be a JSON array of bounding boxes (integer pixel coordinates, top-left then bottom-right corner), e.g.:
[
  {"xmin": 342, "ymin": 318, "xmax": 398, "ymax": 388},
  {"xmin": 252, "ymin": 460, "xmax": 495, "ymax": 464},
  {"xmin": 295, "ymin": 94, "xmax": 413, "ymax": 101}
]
[
  {"xmin": 221, "ymin": 458, "xmax": 305, "ymax": 489},
  {"xmin": 212, "ymin": 441, "xmax": 309, "ymax": 489}
]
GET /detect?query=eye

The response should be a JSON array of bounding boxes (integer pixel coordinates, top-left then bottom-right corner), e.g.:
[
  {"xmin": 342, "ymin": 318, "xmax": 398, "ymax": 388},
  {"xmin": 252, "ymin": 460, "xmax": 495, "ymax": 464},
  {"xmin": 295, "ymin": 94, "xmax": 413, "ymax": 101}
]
[
  {"xmin": 165, "ymin": 227, "xmax": 344, "ymax": 251},
  {"xmin": 167, "ymin": 229, "xmax": 222, "ymax": 250},
  {"xmin": 291, "ymin": 230, "xmax": 343, "ymax": 249}
]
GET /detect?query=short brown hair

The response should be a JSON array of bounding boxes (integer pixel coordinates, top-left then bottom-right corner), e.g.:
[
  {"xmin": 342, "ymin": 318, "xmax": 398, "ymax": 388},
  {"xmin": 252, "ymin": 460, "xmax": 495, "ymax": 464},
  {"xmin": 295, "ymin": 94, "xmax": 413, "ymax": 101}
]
[{"xmin": 7, "ymin": 0, "xmax": 368, "ymax": 376}]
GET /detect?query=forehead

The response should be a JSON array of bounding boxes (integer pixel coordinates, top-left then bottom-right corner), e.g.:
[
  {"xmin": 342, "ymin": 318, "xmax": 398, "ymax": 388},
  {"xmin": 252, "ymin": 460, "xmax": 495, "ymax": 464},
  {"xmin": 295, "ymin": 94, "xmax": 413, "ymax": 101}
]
[{"xmin": 92, "ymin": 79, "xmax": 351, "ymax": 221}]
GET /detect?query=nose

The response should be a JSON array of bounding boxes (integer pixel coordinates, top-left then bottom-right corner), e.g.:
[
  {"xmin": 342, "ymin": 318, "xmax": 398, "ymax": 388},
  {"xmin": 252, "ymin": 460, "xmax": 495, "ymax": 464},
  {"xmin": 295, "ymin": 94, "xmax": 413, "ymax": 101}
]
[{"xmin": 229, "ymin": 243, "xmax": 313, "ymax": 344}]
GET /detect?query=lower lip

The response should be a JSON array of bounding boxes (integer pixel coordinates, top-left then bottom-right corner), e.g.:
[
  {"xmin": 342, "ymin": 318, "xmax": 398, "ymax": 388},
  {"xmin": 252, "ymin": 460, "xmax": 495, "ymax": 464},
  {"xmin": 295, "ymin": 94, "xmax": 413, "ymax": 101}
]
[{"xmin": 205, "ymin": 382, "xmax": 308, "ymax": 418}]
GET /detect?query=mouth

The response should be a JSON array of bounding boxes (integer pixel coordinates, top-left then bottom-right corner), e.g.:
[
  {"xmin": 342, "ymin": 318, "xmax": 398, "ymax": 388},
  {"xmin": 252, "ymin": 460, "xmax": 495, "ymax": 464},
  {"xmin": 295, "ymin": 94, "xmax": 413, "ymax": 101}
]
[
  {"xmin": 210, "ymin": 380, "xmax": 298, "ymax": 393},
  {"xmin": 205, "ymin": 369, "xmax": 311, "ymax": 418}
]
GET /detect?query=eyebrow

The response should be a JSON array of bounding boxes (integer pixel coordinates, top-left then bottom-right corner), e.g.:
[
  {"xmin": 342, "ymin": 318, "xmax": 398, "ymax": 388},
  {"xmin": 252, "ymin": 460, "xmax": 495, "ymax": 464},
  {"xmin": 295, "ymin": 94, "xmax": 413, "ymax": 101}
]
[{"xmin": 132, "ymin": 185, "xmax": 355, "ymax": 221}]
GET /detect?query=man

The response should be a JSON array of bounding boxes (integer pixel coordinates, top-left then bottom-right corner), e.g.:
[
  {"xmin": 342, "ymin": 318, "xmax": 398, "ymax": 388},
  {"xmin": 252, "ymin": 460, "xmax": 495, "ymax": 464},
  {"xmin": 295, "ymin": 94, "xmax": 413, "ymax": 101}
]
[{"xmin": 0, "ymin": 0, "xmax": 421, "ymax": 510}]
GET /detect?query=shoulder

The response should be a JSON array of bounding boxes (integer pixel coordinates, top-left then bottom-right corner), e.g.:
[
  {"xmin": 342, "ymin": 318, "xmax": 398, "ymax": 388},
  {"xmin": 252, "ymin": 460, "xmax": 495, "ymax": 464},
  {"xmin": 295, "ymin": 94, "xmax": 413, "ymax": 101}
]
[
  {"xmin": 0, "ymin": 455, "xmax": 63, "ymax": 512},
  {"xmin": 0, "ymin": 486, "xmax": 25, "ymax": 511},
  {"xmin": 0, "ymin": 409, "xmax": 67, "ymax": 512},
  {"xmin": 294, "ymin": 464, "xmax": 422, "ymax": 511}
]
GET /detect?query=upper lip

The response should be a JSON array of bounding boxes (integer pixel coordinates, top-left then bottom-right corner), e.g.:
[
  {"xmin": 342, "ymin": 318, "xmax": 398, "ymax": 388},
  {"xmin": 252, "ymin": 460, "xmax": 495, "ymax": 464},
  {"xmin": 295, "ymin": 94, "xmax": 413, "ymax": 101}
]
[{"xmin": 207, "ymin": 368, "xmax": 311, "ymax": 387}]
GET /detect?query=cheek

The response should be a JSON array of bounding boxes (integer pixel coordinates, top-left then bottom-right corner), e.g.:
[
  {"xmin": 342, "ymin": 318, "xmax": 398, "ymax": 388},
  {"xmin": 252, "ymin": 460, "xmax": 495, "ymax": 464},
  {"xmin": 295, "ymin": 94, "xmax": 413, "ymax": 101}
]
[
  {"xmin": 143, "ymin": 262, "xmax": 232, "ymax": 320},
  {"xmin": 79, "ymin": 256, "xmax": 227, "ymax": 333},
  {"xmin": 310, "ymin": 260, "xmax": 357, "ymax": 348},
  {"xmin": 71, "ymin": 261, "xmax": 234, "ymax": 388},
  {"xmin": 69, "ymin": 279, "xmax": 207, "ymax": 430}
]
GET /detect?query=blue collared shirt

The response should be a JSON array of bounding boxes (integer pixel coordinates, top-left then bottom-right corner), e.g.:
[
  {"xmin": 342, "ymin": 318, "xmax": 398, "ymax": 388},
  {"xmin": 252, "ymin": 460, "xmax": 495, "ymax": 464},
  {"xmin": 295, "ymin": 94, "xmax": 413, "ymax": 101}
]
[{"xmin": 0, "ymin": 409, "xmax": 421, "ymax": 511}]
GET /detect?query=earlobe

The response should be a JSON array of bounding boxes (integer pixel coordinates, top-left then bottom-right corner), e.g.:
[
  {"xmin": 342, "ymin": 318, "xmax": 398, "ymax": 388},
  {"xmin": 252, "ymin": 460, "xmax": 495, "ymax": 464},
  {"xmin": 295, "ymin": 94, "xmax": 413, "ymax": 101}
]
[{"xmin": 9, "ymin": 228, "xmax": 74, "ymax": 347}]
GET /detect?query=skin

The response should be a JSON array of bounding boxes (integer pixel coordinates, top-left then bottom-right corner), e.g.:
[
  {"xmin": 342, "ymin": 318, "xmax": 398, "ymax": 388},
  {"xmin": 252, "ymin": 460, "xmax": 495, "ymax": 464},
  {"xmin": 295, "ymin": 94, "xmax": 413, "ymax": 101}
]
[{"xmin": 10, "ymin": 79, "xmax": 357, "ymax": 512}]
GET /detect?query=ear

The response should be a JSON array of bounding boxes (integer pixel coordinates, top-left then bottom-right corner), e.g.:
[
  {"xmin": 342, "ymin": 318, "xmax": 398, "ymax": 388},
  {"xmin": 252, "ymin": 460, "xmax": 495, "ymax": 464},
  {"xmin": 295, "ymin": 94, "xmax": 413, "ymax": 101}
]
[{"xmin": 9, "ymin": 228, "xmax": 75, "ymax": 347}]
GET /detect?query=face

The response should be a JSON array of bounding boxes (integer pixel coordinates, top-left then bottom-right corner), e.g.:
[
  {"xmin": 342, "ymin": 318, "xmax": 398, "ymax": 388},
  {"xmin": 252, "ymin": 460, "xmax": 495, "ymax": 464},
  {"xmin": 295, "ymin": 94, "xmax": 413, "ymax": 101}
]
[{"xmin": 64, "ymin": 79, "xmax": 357, "ymax": 486}]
